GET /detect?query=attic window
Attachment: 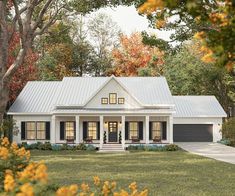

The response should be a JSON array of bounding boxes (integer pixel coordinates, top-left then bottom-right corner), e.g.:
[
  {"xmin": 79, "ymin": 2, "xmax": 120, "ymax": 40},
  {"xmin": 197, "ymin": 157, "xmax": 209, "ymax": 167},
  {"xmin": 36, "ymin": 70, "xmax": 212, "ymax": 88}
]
[
  {"xmin": 101, "ymin": 98, "xmax": 108, "ymax": 104},
  {"xmin": 118, "ymin": 98, "xmax": 125, "ymax": 104},
  {"xmin": 109, "ymin": 93, "xmax": 117, "ymax": 104}
]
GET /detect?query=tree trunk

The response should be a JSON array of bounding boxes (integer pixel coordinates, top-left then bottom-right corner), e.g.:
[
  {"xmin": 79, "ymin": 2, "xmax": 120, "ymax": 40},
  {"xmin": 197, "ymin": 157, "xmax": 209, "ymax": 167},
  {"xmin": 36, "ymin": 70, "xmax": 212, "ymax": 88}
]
[{"xmin": 0, "ymin": 79, "xmax": 9, "ymax": 125}]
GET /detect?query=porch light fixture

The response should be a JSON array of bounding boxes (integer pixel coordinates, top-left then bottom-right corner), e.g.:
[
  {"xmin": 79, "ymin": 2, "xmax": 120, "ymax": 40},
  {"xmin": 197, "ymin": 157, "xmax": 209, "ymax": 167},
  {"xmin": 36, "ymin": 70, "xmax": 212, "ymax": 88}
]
[
  {"xmin": 105, "ymin": 122, "xmax": 108, "ymax": 124},
  {"xmin": 119, "ymin": 121, "xmax": 122, "ymax": 124}
]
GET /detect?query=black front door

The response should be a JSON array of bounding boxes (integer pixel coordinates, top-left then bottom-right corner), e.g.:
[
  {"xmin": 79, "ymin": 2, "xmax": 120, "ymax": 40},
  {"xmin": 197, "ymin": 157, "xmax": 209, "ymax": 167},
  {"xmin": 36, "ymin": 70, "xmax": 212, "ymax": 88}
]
[{"xmin": 108, "ymin": 122, "xmax": 118, "ymax": 142}]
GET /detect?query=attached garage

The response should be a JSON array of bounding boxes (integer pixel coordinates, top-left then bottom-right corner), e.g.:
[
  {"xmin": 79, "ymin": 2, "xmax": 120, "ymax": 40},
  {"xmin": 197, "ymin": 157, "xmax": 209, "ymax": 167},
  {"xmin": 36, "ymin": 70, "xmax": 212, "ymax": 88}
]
[
  {"xmin": 173, "ymin": 96, "xmax": 227, "ymax": 142},
  {"xmin": 173, "ymin": 124, "xmax": 213, "ymax": 142}
]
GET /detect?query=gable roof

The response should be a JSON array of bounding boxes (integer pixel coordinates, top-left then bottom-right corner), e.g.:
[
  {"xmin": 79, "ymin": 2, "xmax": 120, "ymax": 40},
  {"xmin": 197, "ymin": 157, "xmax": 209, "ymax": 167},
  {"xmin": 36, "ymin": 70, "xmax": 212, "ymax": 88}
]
[
  {"xmin": 8, "ymin": 81, "xmax": 60, "ymax": 114},
  {"xmin": 8, "ymin": 76, "xmax": 174, "ymax": 114},
  {"xmin": 173, "ymin": 96, "xmax": 227, "ymax": 117},
  {"xmin": 55, "ymin": 76, "xmax": 174, "ymax": 108}
]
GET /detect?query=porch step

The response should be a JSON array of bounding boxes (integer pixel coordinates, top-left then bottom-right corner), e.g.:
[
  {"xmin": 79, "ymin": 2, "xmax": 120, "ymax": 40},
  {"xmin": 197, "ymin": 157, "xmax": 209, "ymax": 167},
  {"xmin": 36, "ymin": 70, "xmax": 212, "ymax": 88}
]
[{"xmin": 98, "ymin": 143, "xmax": 126, "ymax": 153}]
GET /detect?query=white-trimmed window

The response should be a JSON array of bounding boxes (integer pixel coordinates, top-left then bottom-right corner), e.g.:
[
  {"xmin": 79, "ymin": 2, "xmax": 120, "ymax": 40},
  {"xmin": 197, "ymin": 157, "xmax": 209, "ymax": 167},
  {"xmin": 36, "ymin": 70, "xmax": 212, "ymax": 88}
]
[
  {"xmin": 36, "ymin": 122, "xmax": 46, "ymax": 140},
  {"xmin": 26, "ymin": 122, "xmax": 36, "ymax": 140},
  {"xmin": 109, "ymin": 93, "xmax": 117, "ymax": 104},
  {"xmin": 65, "ymin": 122, "xmax": 75, "ymax": 140},
  {"xmin": 88, "ymin": 122, "xmax": 97, "ymax": 139},
  {"xmin": 152, "ymin": 122, "xmax": 162, "ymax": 139},
  {"xmin": 129, "ymin": 122, "xmax": 138, "ymax": 139}
]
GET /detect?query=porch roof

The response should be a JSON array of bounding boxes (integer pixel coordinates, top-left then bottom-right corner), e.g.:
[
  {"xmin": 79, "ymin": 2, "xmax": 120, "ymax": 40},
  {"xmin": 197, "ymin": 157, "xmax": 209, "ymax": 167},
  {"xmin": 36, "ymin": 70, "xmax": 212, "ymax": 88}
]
[{"xmin": 52, "ymin": 108, "xmax": 175, "ymax": 115}]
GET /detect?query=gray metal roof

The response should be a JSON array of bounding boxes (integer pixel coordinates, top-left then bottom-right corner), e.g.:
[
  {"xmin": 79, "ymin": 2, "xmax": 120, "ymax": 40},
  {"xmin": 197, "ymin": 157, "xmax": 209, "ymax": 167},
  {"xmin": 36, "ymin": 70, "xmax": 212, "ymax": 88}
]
[
  {"xmin": 8, "ymin": 77, "xmax": 227, "ymax": 118},
  {"xmin": 56, "ymin": 76, "xmax": 174, "ymax": 106},
  {"xmin": 173, "ymin": 96, "xmax": 227, "ymax": 117},
  {"xmin": 8, "ymin": 81, "xmax": 60, "ymax": 114}
]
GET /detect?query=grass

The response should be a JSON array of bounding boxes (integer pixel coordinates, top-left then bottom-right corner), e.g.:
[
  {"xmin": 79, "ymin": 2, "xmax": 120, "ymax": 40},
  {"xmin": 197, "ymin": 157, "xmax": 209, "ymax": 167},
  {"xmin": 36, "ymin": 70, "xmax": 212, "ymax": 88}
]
[{"xmin": 31, "ymin": 150, "xmax": 235, "ymax": 196}]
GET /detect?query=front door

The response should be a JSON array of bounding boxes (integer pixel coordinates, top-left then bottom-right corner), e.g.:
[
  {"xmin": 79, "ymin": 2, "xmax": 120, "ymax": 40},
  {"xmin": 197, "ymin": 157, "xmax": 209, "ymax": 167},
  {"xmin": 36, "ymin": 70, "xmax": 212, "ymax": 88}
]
[{"xmin": 108, "ymin": 122, "xmax": 118, "ymax": 142}]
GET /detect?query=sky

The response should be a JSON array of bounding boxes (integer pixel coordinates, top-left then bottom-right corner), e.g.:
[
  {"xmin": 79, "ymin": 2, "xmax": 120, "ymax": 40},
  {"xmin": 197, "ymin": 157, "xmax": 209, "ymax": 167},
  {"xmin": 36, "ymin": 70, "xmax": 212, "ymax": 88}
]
[{"xmin": 93, "ymin": 5, "xmax": 173, "ymax": 42}]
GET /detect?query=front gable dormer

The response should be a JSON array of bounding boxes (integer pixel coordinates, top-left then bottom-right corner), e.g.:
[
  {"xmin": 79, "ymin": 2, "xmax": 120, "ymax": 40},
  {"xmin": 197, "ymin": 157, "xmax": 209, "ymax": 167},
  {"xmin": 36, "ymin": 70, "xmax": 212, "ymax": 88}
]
[{"xmin": 85, "ymin": 77, "xmax": 142, "ymax": 109}]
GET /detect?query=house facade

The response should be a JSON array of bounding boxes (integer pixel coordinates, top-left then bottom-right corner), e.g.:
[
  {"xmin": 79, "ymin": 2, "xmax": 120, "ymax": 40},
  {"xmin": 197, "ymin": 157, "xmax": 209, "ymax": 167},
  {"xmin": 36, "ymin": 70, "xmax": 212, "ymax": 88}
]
[{"xmin": 8, "ymin": 76, "xmax": 227, "ymax": 150}]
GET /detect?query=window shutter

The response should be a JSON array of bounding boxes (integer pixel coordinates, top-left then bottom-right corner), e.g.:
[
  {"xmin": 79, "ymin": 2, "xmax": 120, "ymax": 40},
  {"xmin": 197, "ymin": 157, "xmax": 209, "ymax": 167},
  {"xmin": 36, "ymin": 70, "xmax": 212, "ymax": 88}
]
[
  {"xmin": 21, "ymin": 122, "xmax": 26, "ymax": 140},
  {"xmin": 138, "ymin": 121, "xmax": 143, "ymax": 140},
  {"xmin": 162, "ymin": 122, "xmax": 167, "ymax": 140},
  {"xmin": 60, "ymin": 122, "xmax": 65, "ymax": 140},
  {"xmin": 46, "ymin": 122, "xmax": 50, "ymax": 140},
  {"xmin": 73, "ymin": 122, "xmax": 76, "ymax": 139},
  {"xmin": 83, "ymin": 122, "xmax": 88, "ymax": 140},
  {"xmin": 125, "ymin": 122, "xmax": 129, "ymax": 140},
  {"xmin": 97, "ymin": 122, "xmax": 100, "ymax": 140},
  {"xmin": 149, "ymin": 122, "xmax": 152, "ymax": 140}
]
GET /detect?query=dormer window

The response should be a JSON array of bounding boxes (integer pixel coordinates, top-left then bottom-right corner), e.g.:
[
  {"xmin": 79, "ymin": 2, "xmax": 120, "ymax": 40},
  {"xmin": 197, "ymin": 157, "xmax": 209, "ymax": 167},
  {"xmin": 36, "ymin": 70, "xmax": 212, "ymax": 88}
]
[
  {"xmin": 101, "ymin": 98, "xmax": 108, "ymax": 104},
  {"xmin": 109, "ymin": 93, "xmax": 117, "ymax": 104}
]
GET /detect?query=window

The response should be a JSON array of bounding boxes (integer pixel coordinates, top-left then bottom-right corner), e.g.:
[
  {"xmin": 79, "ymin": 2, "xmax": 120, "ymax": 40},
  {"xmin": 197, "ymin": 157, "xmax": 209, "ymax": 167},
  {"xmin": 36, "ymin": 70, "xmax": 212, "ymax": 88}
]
[
  {"xmin": 129, "ymin": 122, "xmax": 138, "ymax": 139},
  {"xmin": 101, "ymin": 98, "xmax": 108, "ymax": 104},
  {"xmin": 152, "ymin": 122, "xmax": 162, "ymax": 139},
  {"xmin": 109, "ymin": 93, "xmax": 117, "ymax": 104},
  {"xmin": 36, "ymin": 122, "xmax": 46, "ymax": 140},
  {"xmin": 26, "ymin": 122, "xmax": 36, "ymax": 140},
  {"xmin": 88, "ymin": 122, "xmax": 97, "ymax": 139},
  {"xmin": 118, "ymin": 98, "xmax": 125, "ymax": 104},
  {"xmin": 65, "ymin": 122, "xmax": 75, "ymax": 140}
]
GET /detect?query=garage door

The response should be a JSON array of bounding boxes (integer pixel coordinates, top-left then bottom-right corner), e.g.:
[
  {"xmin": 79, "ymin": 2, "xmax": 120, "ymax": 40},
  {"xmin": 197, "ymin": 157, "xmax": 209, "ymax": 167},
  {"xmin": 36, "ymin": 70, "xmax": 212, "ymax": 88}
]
[{"xmin": 173, "ymin": 124, "xmax": 213, "ymax": 142}]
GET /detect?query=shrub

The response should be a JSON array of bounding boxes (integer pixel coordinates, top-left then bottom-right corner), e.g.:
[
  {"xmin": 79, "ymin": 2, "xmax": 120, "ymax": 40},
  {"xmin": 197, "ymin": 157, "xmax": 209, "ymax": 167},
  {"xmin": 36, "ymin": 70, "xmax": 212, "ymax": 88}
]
[
  {"xmin": 127, "ymin": 144, "xmax": 179, "ymax": 151},
  {"xmin": 222, "ymin": 118, "xmax": 235, "ymax": 146},
  {"xmin": 1, "ymin": 137, "xmax": 149, "ymax": 195},
  {"xmin": 38, "ymin": 142, "xmax": 52, "ymax": 150},
  {"xmin": 51, "ymin": 144, "xmax": 62, "ymax": 151},
  {"xmin": 86, "ymin": 144, "xmax": 96, "ymax": 151},
  {"xmin": 76, "ymin": 143, "xmax": 87, "ymax": 150},
  {"xmin": 165, "ymin": 144, "xmax": 179, "ymax": 151}
]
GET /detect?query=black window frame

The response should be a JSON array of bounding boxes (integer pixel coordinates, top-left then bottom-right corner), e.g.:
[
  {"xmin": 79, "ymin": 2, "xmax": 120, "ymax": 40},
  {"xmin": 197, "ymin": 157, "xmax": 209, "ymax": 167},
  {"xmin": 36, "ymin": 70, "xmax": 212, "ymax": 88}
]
[
  {"xmin": 36, "ymin": 122, "xmax": 46, "ymax": 140},
  {"xmin": 101, "ymin": 98, "xmax": 108, "ymax": 104},
  {"xmin": 25, "ymin": 121, "xmax": 47, "ymax": 140},
  {"xmin": 118, "ymin": 98, "xmax": 125, "ymax": 104},
  {"xmin": 65, "ymin": 121, "xmax": 75, "ymax": 140},
  {"xmin": 109, "ymin": 93, "xmax": 117, "ymax": 104},
  {"xmin": 129, "ymin": 121, "xmax": 139, "ymax": 139},
  {"xmin": 87, "ymin": 121, "xmax": 98, "ymax": 140},
  {"xmin": 151, "ymin": 121, "xmax": 162, "ymax": 140}
]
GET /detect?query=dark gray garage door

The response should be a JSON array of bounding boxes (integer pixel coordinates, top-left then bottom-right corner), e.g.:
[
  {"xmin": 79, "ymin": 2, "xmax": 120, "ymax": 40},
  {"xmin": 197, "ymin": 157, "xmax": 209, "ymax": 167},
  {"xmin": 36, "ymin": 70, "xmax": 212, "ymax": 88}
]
[{"xmin": 173, "ymin": 124, "xmax": 213, "ymax": 142}]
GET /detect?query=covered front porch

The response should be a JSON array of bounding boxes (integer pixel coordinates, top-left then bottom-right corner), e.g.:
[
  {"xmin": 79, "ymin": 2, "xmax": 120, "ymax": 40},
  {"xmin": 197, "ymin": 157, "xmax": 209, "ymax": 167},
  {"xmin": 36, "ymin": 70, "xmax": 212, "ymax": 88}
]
[{"xmin": 51, "ymin": 114, "xmax": 173, "ymax": 149}]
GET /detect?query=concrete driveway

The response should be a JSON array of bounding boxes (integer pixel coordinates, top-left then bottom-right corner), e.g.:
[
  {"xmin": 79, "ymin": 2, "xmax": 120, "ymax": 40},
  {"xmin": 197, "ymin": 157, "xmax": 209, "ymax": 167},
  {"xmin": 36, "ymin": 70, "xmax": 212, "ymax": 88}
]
[{"xmin": 176, "ymin": 142, "xmax": 235, "ymax": 164}]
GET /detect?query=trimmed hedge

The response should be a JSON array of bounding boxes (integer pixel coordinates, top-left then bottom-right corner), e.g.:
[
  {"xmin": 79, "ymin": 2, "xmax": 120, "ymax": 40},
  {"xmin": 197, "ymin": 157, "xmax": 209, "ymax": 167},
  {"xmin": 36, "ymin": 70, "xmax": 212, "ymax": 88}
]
[{"xmin": 127, "ymin": 144, "xmax": 179, "ymax": 151}]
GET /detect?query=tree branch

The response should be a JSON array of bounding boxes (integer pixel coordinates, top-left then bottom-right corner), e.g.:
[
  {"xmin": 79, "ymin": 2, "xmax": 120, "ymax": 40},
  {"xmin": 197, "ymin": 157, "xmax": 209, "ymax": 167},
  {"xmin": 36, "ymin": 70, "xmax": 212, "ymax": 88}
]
[
  {"xmin": 12, "ymin": 0, "xmax": 25, "ymax": 46},
  {"xmin": 32, "ymin": 0, "xmax": 54, "ymax": 32}
]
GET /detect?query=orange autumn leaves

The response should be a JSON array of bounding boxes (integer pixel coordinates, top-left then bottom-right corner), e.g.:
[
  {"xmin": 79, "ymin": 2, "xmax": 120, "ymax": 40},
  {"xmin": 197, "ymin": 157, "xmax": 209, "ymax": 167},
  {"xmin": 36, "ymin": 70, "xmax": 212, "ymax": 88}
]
[
  {"xmin": 112, "ymin": 33, "xmax": 164, "ymax": 76},
  {"xmin": 138, "ymin": 0, "xmax": 234, "ymax": 70}
]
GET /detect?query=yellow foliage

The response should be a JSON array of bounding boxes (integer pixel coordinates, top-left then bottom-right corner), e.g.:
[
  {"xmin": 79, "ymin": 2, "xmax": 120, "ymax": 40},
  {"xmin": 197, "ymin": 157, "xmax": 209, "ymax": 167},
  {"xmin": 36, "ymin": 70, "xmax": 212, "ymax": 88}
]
[
  {"xmin": 4, "ymin": 174, "xmax": 15, "ymax": 192},
  {"xmin": 138, "ymin": 0, "xmax": 164, "ymax": 14},
  {"xmin": 1, "ymin": 137, "xmax": 149, "ymax": 195}
]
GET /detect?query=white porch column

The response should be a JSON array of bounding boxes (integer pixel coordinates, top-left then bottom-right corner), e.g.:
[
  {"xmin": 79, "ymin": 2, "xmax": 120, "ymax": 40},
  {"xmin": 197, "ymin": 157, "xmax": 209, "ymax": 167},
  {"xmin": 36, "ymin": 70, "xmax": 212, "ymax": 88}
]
[
  {"xmin": 121, "ymin": 115, "xmax": 125, "ymax": 149},
  {"xmin": 99, "ymin": 116, "xmax": 104, "ymax": 149},
  {"xmin": 75, "ymin": 115, "xmax": 80, "ymax": 144},
  {"xmin": 50, "ymin": 115, "xmax": 56, "ymax": 144},
  {"xmin": 145, "ymin": 115, "xmax": 149, "ymax": 144},
  {"xmin": 169, "ymin": 115, "xmax": 173, "ymax": 143}
]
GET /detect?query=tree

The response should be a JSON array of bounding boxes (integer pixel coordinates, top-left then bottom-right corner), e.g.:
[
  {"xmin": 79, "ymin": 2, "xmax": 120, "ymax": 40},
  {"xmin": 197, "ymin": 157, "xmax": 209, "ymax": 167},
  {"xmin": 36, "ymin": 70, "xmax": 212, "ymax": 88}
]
[
  {"xmin": 138, "ymin": 0, "xmax": 235, "ymax": 72},
  {"xmin": 87, "ymin": 13, "xmax": 121, "ymax": 76},
  {"xmin": 164, "ymin": 41, "xmax": 234, "ymax": 114},
  {"xmin": 112, "ymin": 32, "xmax": 164, "ymax": 76},
  {"xmin": 0, "ymin": 0, "xmax": 135, "ymax": 124},
  {"xmin": 8, "ymin": 33, "xmax": 38, "ymax": 104}
]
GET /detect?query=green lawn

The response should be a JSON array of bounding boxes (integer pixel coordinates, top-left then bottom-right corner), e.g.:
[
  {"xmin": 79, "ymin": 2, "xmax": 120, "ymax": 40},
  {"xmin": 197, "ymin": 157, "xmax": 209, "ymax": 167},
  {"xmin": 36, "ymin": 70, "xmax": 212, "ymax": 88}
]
[{"xmin": 31, "ymin": 150, "xmax": 235, "ymax": 196}]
